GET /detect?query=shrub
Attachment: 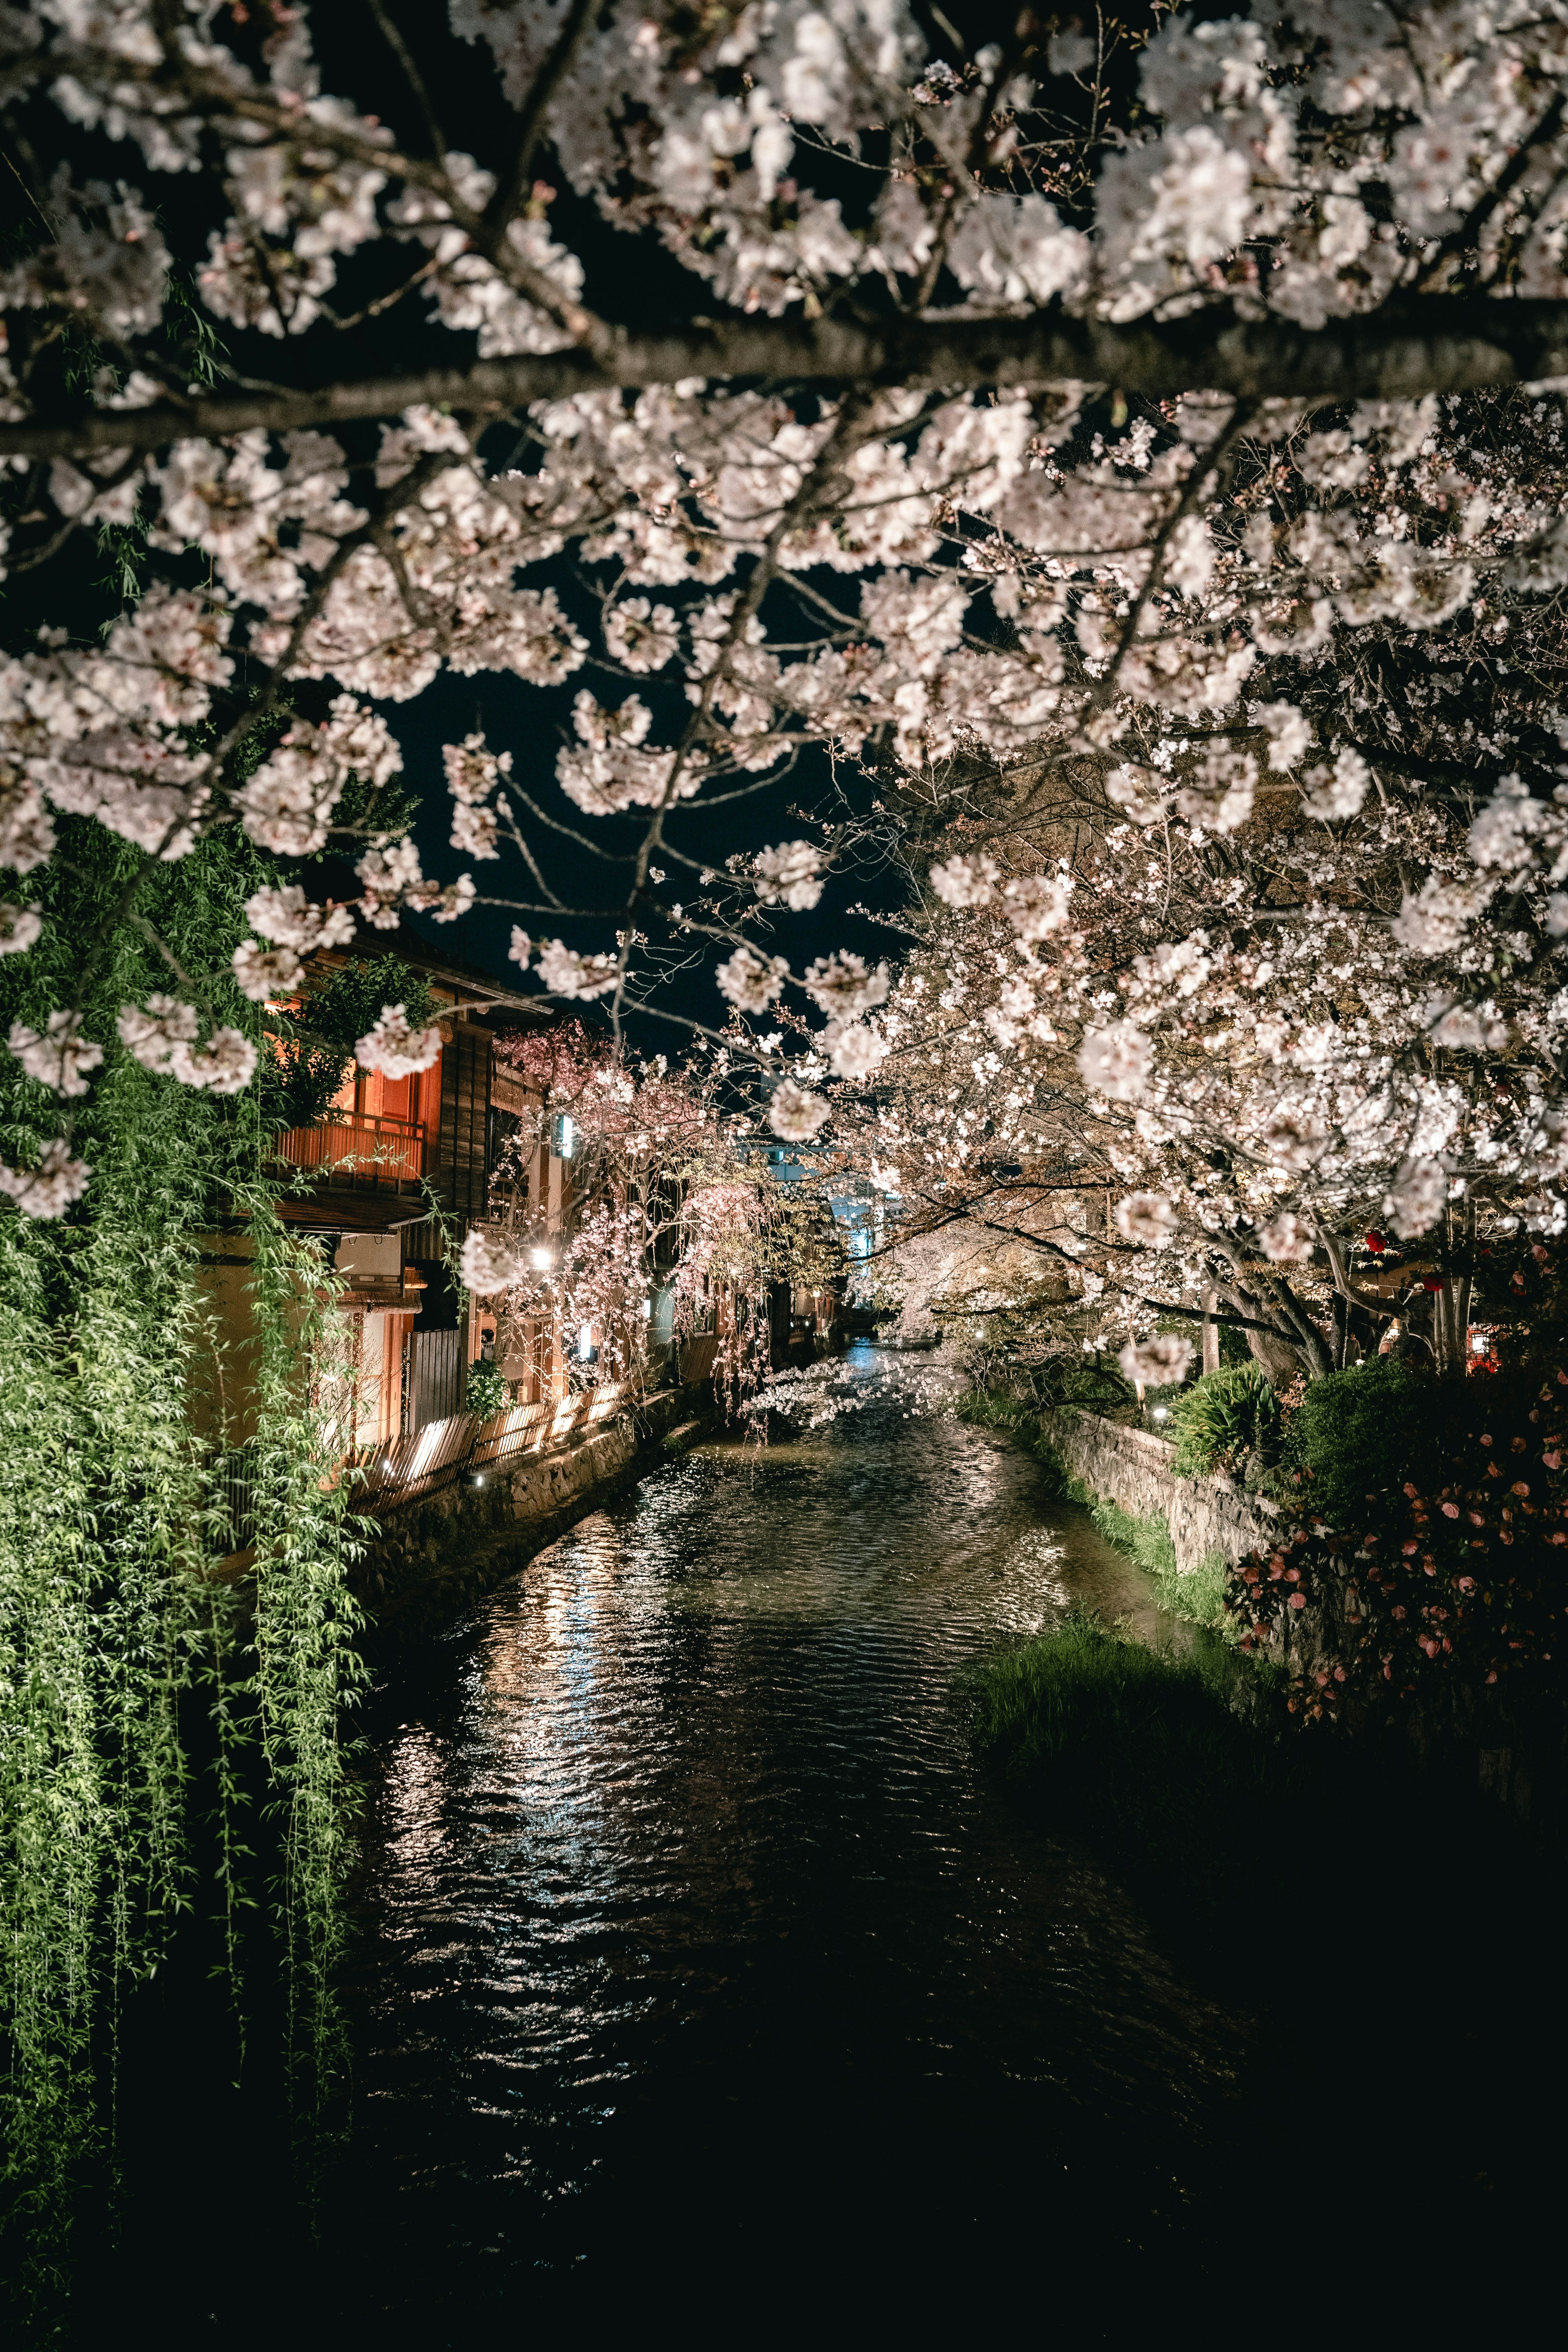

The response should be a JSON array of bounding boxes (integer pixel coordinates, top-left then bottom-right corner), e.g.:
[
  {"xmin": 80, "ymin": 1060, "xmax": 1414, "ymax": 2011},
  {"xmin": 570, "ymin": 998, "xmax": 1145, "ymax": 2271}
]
[
  {"xmin": 1278, "ymin": 1359, "xmax": 1435, "ymax": 1524},
  {"xmin": 1226, "ymin": 1371, "xmax": 1568, "ymax": 1724},
  {"xmin": 1169, "ymin": 1364, "xmax": 1280, "ymax": 1481},
  {"xmin": 465, "ymin": 1359, "xmax": 510, "ymax": 1419}
]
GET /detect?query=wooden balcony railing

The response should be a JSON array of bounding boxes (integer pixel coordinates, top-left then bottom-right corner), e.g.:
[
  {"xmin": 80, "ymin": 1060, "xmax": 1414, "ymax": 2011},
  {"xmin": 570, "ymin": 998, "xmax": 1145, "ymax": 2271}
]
[{"xmin": 273, "ymin": 1111, "xmax": 427, "ymax": 1190}]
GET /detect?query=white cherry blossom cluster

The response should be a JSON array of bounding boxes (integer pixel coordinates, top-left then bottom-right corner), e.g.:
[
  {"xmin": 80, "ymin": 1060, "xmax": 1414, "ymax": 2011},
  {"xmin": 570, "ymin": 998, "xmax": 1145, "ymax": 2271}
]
[
  {"xmin": 238, "ymin": 697, "xmax": 399, "ymax": 858},
  {"xmin": 11, "ymin": 2, "xmax": 1568, "ymax": 1319},
  {"xmin": 534, "ymin": 940, "xmax": 621, "ymax": 1001},
  {"xmin": 7, "ymin": 1011, "xmax": 103, "ymax": 1097},
  {"xmin": 116, "ymin": 996, "xmax": 258, "ymax": 1094},
  {"xmin": 234, "ymin": 886, "xmax": 357, "ymax": 1000},
  {"xmin": 0, "ymin": 903, "xmax": 41, "ymax": 954},
  {"xmin": 801, "ymin": 953, "xmax": 889, "ymax": 1019},
  {"xmin": 458, "ymin": 1228, "xmax": 530, "ymax": 1297},
  {"xmin": 354, "ymin": 1003, "xmax": 443, "ymax": 1078},
  {"xmin": 768, "ymin": 1079, "xmax": 830, "ymax": 1143},
  {"xmin": 0, "ymin": 1140, "xmax": 93, "ymax": 1221},
  {"xmin": 1118, "ymin": 1333, "xmax": 1195, "ymax": 1389},
  {"xmin": 752, "ymin": 840, "xmax": 824, "ymax": 912},
  {"xmin": 716, "ymin": 946, "xmax": 788, "ymax": 1012},
  {"xmin": 116, "ymin": 995, "xmax": 256, "ymax": 1092},
  {"xmin": 444, "ymin": 732, "xmax": 512, "ymax": 862}
]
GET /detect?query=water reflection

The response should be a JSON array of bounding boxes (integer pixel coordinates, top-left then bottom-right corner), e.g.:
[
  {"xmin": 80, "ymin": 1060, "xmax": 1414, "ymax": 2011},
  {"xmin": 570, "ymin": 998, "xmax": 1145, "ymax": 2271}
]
[{"xmin": 337, "ymin": 1348, "xmax": 1240, "ymax": 2311}]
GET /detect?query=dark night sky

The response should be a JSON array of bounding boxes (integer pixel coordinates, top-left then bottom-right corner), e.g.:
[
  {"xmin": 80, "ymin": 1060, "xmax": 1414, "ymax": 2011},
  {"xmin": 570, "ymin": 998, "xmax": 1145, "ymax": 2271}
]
[{"xmin": 389, "ymin": 608, "xmax": 915, "ymax": 1054}]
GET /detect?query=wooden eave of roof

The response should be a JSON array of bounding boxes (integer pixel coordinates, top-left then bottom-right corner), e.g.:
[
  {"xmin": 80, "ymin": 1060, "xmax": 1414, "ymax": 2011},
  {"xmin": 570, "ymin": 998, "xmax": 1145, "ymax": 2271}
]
[
  {"xmin": 337, "ymin": 1277, "xmax": 427, "ymax": 1314},
  {"xmin": 305, "ymin": 940, "xmax": 540, "ymax": 1018}
]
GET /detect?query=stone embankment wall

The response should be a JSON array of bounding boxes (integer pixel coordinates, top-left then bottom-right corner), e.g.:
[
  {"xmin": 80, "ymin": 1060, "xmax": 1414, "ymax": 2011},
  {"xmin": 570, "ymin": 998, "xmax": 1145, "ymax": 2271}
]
[
  {"xmin": 1040, "ymin": 1408, "xmax": 1279, "ymax": 1576},
  {"xmin": 356, "ymin": 1385, "xmax": 717, "ymax": 1647}
]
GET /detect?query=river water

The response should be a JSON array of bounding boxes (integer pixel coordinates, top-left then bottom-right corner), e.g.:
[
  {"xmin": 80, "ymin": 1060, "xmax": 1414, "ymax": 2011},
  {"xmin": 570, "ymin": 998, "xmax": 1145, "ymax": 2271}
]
[{"xmin": 325, "ymin": 1348, "xmax": 1254, "ymax": 2320}]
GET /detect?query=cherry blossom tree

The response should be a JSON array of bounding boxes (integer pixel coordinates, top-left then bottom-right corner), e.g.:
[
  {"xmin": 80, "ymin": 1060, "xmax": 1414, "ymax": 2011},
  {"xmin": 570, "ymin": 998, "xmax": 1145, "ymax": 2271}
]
[
  {"xmin": 459, "ymin": 1020, "xmax": 841, "ymax": 1405},
  {"xmin": 7, "ymin": 0, "xmax": 1568, "ymax": 1338}
]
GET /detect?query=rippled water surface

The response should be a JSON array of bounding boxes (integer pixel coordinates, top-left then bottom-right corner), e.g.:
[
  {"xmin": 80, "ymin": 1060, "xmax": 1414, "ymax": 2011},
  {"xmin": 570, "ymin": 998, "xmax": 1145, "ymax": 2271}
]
[{"xmin": 325, "ymin": 1350, "xmax": 1258, "ymax": 2315}]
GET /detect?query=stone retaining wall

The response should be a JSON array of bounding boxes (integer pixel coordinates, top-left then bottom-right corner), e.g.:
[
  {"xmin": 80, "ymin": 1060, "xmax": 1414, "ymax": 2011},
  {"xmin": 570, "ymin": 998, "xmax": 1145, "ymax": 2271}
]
[
  {"xmin": 1040, "ymin": 1408, "xmax": 1279, "ymax": 1577},
  {"xmin": 356, "ymin": 1385, "xmax": 718, "ymax": 1647}
]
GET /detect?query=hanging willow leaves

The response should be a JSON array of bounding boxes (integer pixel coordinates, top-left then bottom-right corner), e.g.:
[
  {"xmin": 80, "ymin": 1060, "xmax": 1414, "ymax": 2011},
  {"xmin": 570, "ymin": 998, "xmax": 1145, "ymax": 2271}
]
[{"xmin": 0, "ymin": 824, "xmax": 365, "ymax": 2313}]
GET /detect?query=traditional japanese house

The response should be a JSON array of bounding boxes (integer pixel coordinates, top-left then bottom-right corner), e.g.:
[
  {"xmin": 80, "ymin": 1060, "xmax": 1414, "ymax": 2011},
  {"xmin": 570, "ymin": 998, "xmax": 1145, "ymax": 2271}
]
[{"xmin": 198, "ymin": 910, "xmax": 570, "ymax": 1457}]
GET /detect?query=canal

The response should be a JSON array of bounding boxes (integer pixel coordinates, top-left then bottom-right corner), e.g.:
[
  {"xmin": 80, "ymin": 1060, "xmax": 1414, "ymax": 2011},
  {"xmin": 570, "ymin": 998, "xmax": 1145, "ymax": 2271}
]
[
  {"xmin": 326, "ymin": 1348, "xmax": 1250, "ymax": 2317},
  {"xmin": 83, "ymin": 1343, "xmax": 1565, "ymax": 2333}
]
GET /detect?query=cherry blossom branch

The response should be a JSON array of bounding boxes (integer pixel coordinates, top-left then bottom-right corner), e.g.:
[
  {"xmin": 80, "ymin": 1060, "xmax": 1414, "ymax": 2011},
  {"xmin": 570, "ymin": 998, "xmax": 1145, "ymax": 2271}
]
[
  {"xmin": 1415, "ymin": 91, "xmax": 1568, "ymax": 294},
  {"xmin": 878, "ymin": 1193, "xmax": 1310, "ymax": 1340},
  {"xmin": 485, "ymin": 0, "xmax": 597, "ymax": 233},
  {"xmin": 17, "ymin": 296, "xmax": 1568, "ymax": 459}
]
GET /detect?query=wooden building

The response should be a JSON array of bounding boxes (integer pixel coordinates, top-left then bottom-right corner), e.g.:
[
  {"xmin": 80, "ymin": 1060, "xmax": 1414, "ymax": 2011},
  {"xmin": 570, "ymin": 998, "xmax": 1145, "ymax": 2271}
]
[{"xmin": 199, "ymin": 913, "xmax": 569, "ymax": 1455}]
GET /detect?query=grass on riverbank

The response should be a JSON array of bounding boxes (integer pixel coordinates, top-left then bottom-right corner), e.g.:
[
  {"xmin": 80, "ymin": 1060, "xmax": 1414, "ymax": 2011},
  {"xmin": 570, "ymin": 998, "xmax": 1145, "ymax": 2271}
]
[{"xmin": 971, "ymin": 1615, "xmax": 1285, "ymax": 1907}]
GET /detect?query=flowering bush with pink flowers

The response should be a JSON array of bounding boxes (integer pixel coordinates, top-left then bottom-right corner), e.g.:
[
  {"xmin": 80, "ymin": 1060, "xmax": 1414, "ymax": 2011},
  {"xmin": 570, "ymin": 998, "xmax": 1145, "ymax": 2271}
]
[{"xmin": 1225, "ymin": 1374, "xmax": 1568, "ymax": 1724}]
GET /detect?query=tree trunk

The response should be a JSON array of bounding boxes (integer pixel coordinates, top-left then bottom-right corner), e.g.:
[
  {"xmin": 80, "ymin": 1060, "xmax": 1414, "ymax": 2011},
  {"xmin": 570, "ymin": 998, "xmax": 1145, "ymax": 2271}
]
[{"xmin": 1243, "ymin": 1323, "xmax": 1310, "ymax": 1387}]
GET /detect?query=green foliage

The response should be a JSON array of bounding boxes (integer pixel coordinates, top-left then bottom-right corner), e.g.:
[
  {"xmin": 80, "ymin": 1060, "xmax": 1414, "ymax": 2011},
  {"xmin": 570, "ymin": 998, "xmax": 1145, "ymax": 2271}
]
[
  {"xmin": 0, "ymin": 817, "xmax": 265, "ymax": 1190},
  {"xmin": 244, "ymin": 1203, "xmax": 366, "ymax": 2143},
  {"xmin": 1147, "ymin": 1548, "xmax": 1231, "ymax": 1630},
  {"xmin": 0, "ymin": 1195, "xmax": 213, "ymax": 2299},
  {"xmin": 0, "ymin": 822, "xmax": 365, "ymax": 2312},
  {"xmin": 317, "ymin": 768, "xmax": 423, "ymax": 851},
  {"xmin": 1080, "ymin": 1493, "xmax": 1241, "ymax": 1633},
  {"xmin": 1082, "ymin": 1489, "xmax": 1178, "ymax": 1579},
  {"xmin": 274, "ymin": 956, "xmax": 437, "ymax": 1131},
  {"xmin": 465, "ymin": 1359, "xmax": 509, "ymax": 1419},
  {"xmin": 970, "ymin": 1615, "xmax": 1285, "ymax": 1902},
  {"xmin": 1216, "ymin": 1315, "xmax": 1252, "ymax": 1369},
  {"xmin": 1228, "ymin": 1370, "xmax": 1568, "ymax": 1727},
  {"xmin": 1280, "ymin": 1360, "xmax": 1435, "ymax": 1525},
  {"xmin": 1170, "ymin": 1364, "xmax": 1280, "ymax": 1481}
]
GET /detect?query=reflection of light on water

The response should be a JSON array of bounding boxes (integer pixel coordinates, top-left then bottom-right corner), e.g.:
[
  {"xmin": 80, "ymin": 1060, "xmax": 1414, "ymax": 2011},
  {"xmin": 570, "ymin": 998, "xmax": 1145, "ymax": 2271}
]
[
  {"xmin": 379, "ymin": 1725, "xmax": 452, "ymax": 1870},
  {"xmin": 347, "ymin": 1339, "xmax": 1241, "ymax": 2276}
]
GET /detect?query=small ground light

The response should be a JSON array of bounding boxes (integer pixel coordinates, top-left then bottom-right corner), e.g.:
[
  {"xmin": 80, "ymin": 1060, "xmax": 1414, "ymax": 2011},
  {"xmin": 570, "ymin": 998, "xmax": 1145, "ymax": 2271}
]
[
  {"xmin": 530, "ymin": 1247, "xmax": 552, "ymax": 1269},
  {"xmin": 1152, "ymin": 1405, "xmax": 1168, "ymax": 1420}
]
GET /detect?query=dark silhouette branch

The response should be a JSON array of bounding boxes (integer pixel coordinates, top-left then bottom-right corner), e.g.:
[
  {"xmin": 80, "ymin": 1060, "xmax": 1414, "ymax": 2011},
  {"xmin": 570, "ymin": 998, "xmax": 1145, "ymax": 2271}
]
[{"xmin": 9, "ymin": 295, "xmax": 1568, "ymax": 458}]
